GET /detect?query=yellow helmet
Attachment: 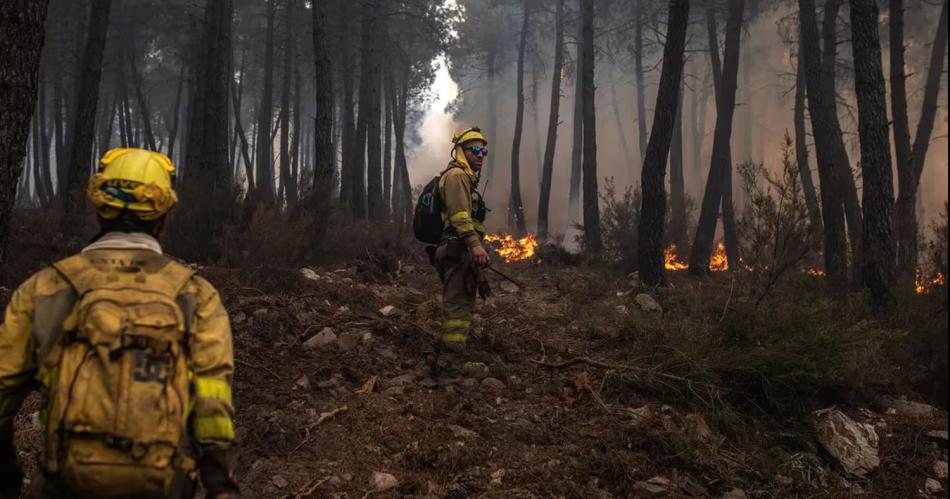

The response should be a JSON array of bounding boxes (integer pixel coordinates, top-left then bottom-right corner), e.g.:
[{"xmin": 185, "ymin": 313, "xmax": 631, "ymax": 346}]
[
  {"xmin": 87, "ymin": 148, "xmax": 178, "ymax": 221},
  {"xmin": 452, "ymin": 126, "xmax": 487, "ymax": 147}
]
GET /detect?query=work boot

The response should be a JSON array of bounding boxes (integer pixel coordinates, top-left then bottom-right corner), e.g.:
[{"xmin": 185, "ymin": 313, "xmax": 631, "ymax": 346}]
[{"xmin": 427, "ymin": 340, "xmax": 469, "ymax": 378}]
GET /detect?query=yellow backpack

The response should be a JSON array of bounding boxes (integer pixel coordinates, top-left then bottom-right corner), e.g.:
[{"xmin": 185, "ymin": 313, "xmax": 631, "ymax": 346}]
[{"xmin": 38, "ymin": 254, "xmax": 197, "ymax": 498}]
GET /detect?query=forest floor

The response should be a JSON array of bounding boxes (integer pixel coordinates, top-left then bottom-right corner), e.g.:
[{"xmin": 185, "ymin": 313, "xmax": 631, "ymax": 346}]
[{"xmin": 5, "ymin": 240, "xmax": 949, "ymax": 498}]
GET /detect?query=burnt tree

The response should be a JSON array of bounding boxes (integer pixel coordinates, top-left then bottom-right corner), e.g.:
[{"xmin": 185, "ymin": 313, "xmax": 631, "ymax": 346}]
[
  {"xmin": 689, "ymin": 0, "xmax": 745, "ymax": 275},
  {"xmin": 509, "ymin": 0, "xmax": 530, "ymax": 236},
  {"xmin": 794, "ymin": 39, "xmax": 823, "ymax": 235},
  {"xmin": 893, "ymin": 0, "xmax": 948, "ymax": 288},
  {"xmin": 537, "ymin": 0, "xmax": 565, "ymax": 240},
  {"xmin": 0, "ymin": 0, "xmax": 50, "ymax": 263},
  {"xmin": 255, "ymin": 0, "xmax": 277, "ymax": 204},
  {"xmin": 312, "ymin": 0, "xmax": 335, "ymax": 193},
  {"xmin": 637, "ymin": 0, "xmax": 691, "ymax": 286},
  {"xmin": 580, "ymin": 0, "xmax": 601, "ymax": 253},
  {"xmin": 62, "ymin": 0, "xmax": 112, "ymax": 228},
  {"xmin": 850, "ymin": 0, "xmax": 896, "ymax": 310},
  {"xmin": 798, "ymin": 0, "xmax": 849, "ymax": 287}
]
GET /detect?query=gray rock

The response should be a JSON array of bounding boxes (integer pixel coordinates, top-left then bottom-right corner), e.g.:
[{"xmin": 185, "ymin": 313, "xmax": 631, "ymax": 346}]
[
  {"xmin": 337, "ymin": 332, "xmax": 362, "ymax": 352},
  {"xmin": 927, "ymin": 430, "xmax": 949, "ymax": 446},
  {"xmin": 381, "ymin": 386, "xmax": 405, "ymax": 397},
  {"xmin": 253, "ymin": 308, "xmax": 269, "ymax": 318},
  {"xmin": 814, "ymin": 409, "xmax": 880, "ymax": 477},
  {"xmin": 462, "ymin": 362, "xmax": 490, "ymax": 378},
  {"xmin": 721, "ymin": 488, "xmax": 748, "ymax": 499},
  {"xmin": 635, "ymin": 293, "xmax": 663, "ymax": 313},
  {"xmin": 934, "ymin": 460, "xmax": 948, "ymax": 480},
  {"xmin": 925, "ymin": 478, "xmax": 944, "ymax": 495},
  {"xmin": 890, "ymin": 399, "xmax": 937, "ymax": 418},
  {"xmin": 379, "ymin": 305, "xmax": 401, "ymax": 317},
  {"xmin": 303, "ymin": 327, "xmax": 336, "ymax": 349},
  {"xmin": 371, "ymin": 472, "xmax": 399, "ymax": 492},
  {"xmin": 448, "ymin": 424, "xmax": 477, "ymax": 439},
  {"xmin": 294, "ymin": 375, "xmax": 311, "ymax": 390},
  {"xmin": 633, "ymin": 476, "xmax": 671, "ymax": 497},
  {"xmin": 271, "ymin": 475, "xmax": 288, "ymax": 489},
  {"xmin": 389, "ymin": 373, "xmax": 416, "ymax": 386},
  {"xmin": 481, "ymin": 377, "xmax": 506, "ymax": 392},
  {"xmin": 300, "ymin": 268, "xmax": 320, "ymax": 281}
]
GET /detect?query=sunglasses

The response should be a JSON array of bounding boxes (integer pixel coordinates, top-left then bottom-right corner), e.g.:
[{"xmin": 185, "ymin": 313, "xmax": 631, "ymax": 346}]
[{"xmin": 466, "ymin": 146, "xmax": 489, "ymax": 157}]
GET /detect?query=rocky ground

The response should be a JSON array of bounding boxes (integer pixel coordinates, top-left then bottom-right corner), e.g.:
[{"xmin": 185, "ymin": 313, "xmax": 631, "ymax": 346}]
[{"xmin": 8, "ymin": 252, "xmax": 949, "ymax": 498}]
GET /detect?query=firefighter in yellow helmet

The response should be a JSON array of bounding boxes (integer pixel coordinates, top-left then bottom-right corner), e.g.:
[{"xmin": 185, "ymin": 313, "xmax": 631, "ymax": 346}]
[
  {"xmin": 430, "ymin": 127, "xmax": 492, "ymax": 371},
  {"xmin": 0, "ymin": 149, "xmax": 239, "ymax": 499}
]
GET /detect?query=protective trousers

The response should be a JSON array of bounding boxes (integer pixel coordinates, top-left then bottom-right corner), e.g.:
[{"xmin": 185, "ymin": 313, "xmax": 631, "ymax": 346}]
[{"xmin": 434, "ymin": 240, "xmax": 477, "ymax": 347}]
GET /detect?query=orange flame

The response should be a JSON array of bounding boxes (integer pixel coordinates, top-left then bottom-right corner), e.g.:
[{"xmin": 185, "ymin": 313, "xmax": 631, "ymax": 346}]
[
  {"xmin": 806, "ymin": 267, "xmax": 826, "ymax": 277},
  {"xmin": 665, "ymin": 244, "xmax": 688, "ymax": 271},
  {"xmin": 663, "ymin": 243, "xmax": 729, "ymax": 272},
  {"xmin": 916, "ymin": 270, "xmax": 945, "ymax": 295},
  {"xmin": 709, "ymin": 242, "xmax": 729, "ymax": 272},
  {"xmin": 485, "ymin": 233, "xmax": 539, "ymax": 263}
]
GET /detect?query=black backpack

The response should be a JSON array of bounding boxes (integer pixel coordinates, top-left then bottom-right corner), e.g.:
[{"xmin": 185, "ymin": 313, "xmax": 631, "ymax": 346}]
[{"xmin": 413, "ymin": 174, "xmax": 446, "ymax": 244}]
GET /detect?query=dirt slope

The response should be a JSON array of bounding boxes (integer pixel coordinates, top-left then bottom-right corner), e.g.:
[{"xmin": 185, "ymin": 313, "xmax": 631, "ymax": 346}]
[{"xmin": 7, "ymin": 256, "xmax": 947, "ymax": 498}]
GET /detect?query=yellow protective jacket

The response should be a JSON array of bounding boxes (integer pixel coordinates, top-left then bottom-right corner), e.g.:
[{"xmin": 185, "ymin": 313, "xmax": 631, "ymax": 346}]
[
  {"xmin": 439, "ymin": 162, "xmax": 486, "ymax": 249},
  {"xmin": 0, "ymin": 233, "xmax": 236, "ymax": 488}
]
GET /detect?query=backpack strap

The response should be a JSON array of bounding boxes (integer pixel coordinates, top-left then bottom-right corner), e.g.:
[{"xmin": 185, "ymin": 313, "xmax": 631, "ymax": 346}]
[
  {"xmin": 51, "ymin": 254, "xmax": 99, "ymax": 296},
  {"xmin": 52, "ymin": 254, "xmax": 196, "ymax": 299}
]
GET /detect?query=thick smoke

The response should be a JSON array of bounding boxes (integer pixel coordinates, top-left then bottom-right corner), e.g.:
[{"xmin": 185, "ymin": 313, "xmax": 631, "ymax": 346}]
[{"xmin": 410, "ymin": 0, "xmax": 948, "ymax": 238}]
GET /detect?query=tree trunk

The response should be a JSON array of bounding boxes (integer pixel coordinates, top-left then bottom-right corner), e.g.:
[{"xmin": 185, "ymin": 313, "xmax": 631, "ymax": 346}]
[
  {"xmin": 393, "ymin": 65, "xmax": 412, "ymax": 227},
  {"xmin": 339, "ymin": 3, "xmax": 357, "ymax": 205},
  {"xmin": 31, "ymin": 93, "xmax": 48, "ymax": 207},
  {"xmin": 890, "ymin": 0, "xmax": 912, "ymax": 286},
  {"xmin": 691, "ymin": 70, "xmax": 710, "ymax": 183},
  {"xmin": 822, "ymin": 0, "xmax": 864, "ymax": 286},
  {"xmin": 278, "ymin": 0, "xmax": 297, "ymax": 206},
  {"xmin": 35, "ymin": 77, "xmax": 55, "ymax": 206},
  {"xmin": 231, "ymin": 50, "xmax": 254, "ymax": 193},
  {"xmin": 291, "ymin": 60, "xmax": 302, "ymax": 199},
  {"xmin": 669, "ymin": 79, "xmax": 686, "ymax": 248},
  {"xmin": 484, "ymin": 42, "xmax": 499, "ymax": 193},
  {"xmin": 255, "ymin": 0, "xmax": 277, "ymax": 205},
  {"xmin": 352, "ymin": 0, "xmax": 377, "ymax": 219},
  {"xmin": 0, "ymin": 0, "xmax": 48, "ymax": 262},
  {"xmin": 634, "ymin": 0, "xmax": 648, "ymax": 165},
  {"xmin": 121, "ymin": 77, "xmax": 135, "ymax": 147},
  {"xmin": 794, "ymin": 39, "xmax": 824, "ymax": 235},
  {"xmin": 53, "ymin": 77, "xmax": 66, "ymax": 196},
  {"xmin": 183, "ymin": 0, "xmax": 233, "ymax": 203},
  {"xmin": 312, "ymin": 0, "xmax": 335, "ymax": 195},
  {"xmin": 62, "ymin": 0, "xmax": 112, "ymax": 228},
  {"xmin": 383, "ymin": 57, "xmax": 393, "ymax": 216},
  {"xmin": 128, "ymin": 32, "xmax": 156, "ymax": 151},
  {"xmin": 849, "ymin": 0, "xmax": 895, "ymax": 310},
  {"xmin": 703, "ymin": 0, "xmax": 741, "ymax": 268},
  {"xmin": 894, "ymin": 0, "xmax": 948, "ymax": 287},
  {"xmin": 580, "ymin": 0, "xmax": 601, "ymax": 253},
  {"xmin": 509, "ymin": 1, "xmax": 530, "ymax": 236},
  {"xmin": 689, "ymin": 0, "xmax": 745, "ymax": 275},
  {"xmin": 637, "ymin": 0, "xmax": 691, "ymax": 285},
  {"xmin": 568, "ymin": 0, "xmax": 584, "ymax": 223},
  {"xmin": 609, "ymin": 66, "xmax": 634, "ymax": 167},
  {"xmin": 537, "ymin": 0, "xmax": 564, "ymax": 240},
  {"xmin": 798, "ymin": 0, "xmax": 849, "ymax": 287},
  {"xmin": 365, "ymin": 0, "xmax": 383, "ymax": 221}
]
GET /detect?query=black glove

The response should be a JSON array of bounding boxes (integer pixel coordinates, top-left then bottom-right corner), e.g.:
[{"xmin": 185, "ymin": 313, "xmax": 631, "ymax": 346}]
[
  {"xmin": 476, "ymin": 270, "xmax": 492, "ymax": 300},
  {"xmin": 0, "ymin": 428, "xmax": 22, "ymax": 499},
  {"xmin": 199, "ymin": 445, "xmax": 240, "ymax": 498}
]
